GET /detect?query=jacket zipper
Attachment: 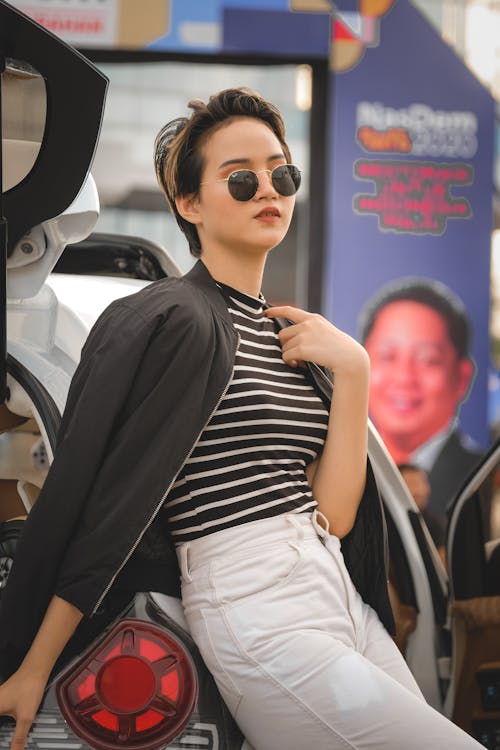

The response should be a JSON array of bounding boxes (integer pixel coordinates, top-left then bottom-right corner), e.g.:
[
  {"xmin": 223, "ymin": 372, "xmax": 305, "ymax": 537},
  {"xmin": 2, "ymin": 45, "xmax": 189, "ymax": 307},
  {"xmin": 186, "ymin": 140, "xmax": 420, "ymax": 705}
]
[{"xmin": 91, "ymin": 332, "xmax": 241, "ymax": 616}]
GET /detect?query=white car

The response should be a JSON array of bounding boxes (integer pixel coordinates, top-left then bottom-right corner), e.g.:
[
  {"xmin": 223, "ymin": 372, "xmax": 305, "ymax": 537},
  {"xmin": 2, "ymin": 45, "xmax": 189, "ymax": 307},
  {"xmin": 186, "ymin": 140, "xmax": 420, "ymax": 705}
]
[{"xmin": 0, "ymin": 2, "xmax": 498, "ymax": 749}]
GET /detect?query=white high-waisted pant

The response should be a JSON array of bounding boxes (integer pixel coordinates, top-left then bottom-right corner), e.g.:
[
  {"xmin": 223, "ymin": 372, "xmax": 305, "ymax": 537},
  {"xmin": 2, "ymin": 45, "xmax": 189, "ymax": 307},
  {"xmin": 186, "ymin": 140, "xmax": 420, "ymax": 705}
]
[{"xmin": 177, "ymin": 510, "xmax": 482, "ymax": 750}]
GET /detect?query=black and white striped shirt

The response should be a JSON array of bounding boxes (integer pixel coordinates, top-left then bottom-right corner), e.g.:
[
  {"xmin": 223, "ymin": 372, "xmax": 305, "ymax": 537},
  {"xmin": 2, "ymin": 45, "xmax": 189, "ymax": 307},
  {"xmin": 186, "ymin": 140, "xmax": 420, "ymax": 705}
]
[{"xmin": 164, "ymin": 282, "xmax": 330, "ymax": 542}]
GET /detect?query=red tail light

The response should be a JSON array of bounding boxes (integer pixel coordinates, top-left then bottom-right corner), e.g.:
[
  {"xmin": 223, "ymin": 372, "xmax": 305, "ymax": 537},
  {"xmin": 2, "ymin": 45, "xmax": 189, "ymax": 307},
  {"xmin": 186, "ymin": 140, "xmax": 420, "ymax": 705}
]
[{"xmin": 57, "ymin": 619, "xmax": 198, "ymax": 750}]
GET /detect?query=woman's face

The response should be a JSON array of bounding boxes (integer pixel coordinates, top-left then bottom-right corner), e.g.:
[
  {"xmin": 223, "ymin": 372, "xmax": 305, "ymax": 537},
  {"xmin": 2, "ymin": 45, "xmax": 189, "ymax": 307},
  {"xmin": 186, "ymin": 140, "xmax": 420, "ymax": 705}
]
[
  {"xmin": 364, "ymin": 300, "xmax": 473, "ymax": 447},
  {"xmin": 184, "ymin": 117, "xmax": 296, "ymax": 258}
]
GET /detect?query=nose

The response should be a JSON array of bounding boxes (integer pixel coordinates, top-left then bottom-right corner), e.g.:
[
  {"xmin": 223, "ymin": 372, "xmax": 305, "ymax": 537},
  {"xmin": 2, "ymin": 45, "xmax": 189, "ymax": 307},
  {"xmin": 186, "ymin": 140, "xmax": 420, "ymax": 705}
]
[
  {"xmin": 393, "ymin": 354, "xmax": 418, "ymax": 385},
  {"xmin": 255, "ymin": 169, "xmax": 278, "ymax": 198}
]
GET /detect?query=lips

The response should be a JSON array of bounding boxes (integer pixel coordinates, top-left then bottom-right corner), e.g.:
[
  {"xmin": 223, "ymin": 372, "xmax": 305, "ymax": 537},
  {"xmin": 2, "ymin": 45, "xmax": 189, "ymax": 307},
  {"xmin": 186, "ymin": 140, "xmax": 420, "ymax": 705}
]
[
  {"xmin": 255, "ymin": 207, "xmax": 281, "ymax": 218},
  {"xmin": 387, "ymin": 395, "xmax": 421, "ymax": 413}
]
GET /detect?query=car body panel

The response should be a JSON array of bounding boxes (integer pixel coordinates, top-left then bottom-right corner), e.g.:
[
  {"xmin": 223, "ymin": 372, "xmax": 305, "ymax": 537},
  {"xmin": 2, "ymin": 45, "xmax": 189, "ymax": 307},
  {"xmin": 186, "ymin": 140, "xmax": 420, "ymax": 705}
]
[
  {"xmin": 369, "ymin": 426, "xmax": 445, "ymax": 708},
  {"xmin": 0, "ymin": 593, "xmax": 246, "ymax": 750},
  {"xmin": 1, "ymin": 0, "xmax": 107, "ymax": 255}
]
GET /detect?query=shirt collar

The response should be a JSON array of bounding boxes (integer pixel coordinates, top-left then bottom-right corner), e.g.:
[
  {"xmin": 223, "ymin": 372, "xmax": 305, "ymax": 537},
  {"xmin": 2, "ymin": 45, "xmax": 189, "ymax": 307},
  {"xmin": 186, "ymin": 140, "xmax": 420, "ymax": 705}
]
[
  {"xmin": 410, "ymin": 419, "xmax": 457, "ymax": 471},
  {"xmin": 215, "ymin": 281, "xmax": 266, "ymax": 312}
]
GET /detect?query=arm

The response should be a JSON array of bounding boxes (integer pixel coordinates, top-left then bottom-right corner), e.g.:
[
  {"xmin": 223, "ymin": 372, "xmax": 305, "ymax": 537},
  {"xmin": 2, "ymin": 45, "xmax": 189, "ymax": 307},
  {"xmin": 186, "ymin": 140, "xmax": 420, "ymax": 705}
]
[
  {"xmin": 0, "ymin": 299, "xmax": 159, "ymax": 674},
  {"xmin": 0, "ymin": 596, "xmax": 83, "ymax": 750},
  {"xmin": 305, "ymin": 364, "xmax": 369, "ymax": 537},
  {"xmin": 266, "ymin": 306, "xmax": 370, "ymax": 538},
  {"xmin": 0, "ymin": 301, "xmax": 148, "ymax": 747}
]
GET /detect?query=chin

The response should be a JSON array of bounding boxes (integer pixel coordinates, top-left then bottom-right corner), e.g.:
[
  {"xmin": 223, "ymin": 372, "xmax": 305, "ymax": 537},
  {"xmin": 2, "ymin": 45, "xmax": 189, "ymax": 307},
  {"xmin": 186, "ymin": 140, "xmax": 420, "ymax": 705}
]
[
  {"xmin": 243, "ymin": 241, "xmax": 280, "ymax": 256},
  {"xmin": 377, "ymin": 415, "xmax": 421, "ymax": 435}
]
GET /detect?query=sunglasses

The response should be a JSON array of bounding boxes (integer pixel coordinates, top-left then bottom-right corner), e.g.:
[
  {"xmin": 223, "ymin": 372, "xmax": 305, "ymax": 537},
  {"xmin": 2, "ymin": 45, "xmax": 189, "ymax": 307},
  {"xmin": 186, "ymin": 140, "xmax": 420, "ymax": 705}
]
[{"xmin": 201, "ymin": 164, "xmax": 301, "ymax": 202}]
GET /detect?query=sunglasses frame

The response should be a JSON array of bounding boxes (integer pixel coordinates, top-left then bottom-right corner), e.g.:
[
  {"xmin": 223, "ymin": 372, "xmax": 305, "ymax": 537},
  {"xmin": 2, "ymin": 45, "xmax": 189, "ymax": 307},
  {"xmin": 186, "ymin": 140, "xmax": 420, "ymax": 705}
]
[{"xmin": 200, "ymin": 164, "xmax": 301, "ymax": 202}]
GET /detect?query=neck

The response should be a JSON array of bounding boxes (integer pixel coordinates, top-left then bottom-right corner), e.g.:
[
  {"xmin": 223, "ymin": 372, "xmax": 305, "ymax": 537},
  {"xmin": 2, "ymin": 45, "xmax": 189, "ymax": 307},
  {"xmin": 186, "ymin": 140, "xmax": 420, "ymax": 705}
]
[
  {"xmin": 377, "ymin": 423, "xmax": 448, "ymax": 465},
  {"xmin": 200, "ymin": 247, "xmax": 267, "ymax": 297},
  {"xmin": 379, "ymin": 437, "xmax": 414, "ymax": 466}
]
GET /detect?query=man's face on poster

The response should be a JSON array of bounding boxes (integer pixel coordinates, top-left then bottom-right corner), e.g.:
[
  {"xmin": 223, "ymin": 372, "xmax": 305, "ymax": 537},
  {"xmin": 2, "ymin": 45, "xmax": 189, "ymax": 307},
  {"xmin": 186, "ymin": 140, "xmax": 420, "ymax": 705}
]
[{"xmin": 364, "ymin": 300, "xmax": 474, "ymax": 448}]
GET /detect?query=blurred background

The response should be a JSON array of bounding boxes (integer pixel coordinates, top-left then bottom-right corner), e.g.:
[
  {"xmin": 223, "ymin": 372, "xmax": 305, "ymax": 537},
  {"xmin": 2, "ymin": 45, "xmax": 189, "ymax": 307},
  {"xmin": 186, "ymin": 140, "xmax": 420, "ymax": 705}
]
[{"xmin": 7, "ymin": 0, "xmax": 500, "ymax": 501}]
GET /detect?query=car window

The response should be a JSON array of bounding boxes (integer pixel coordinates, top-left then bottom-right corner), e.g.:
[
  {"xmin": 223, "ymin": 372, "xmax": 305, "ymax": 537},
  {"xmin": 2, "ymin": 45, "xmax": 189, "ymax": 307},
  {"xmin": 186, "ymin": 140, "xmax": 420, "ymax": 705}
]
[{"xmin": 2, "ymin": 58, "xmax": 46, "ymax": 191}]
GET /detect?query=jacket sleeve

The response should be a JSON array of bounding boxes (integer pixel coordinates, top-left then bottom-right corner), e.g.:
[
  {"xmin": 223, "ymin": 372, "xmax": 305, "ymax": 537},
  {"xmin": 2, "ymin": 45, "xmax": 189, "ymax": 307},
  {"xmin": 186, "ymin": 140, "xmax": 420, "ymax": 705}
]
[
  {"xmin": 51, "ymin": 295, "xmax": 222, "ymax": 616},
  {"xmin": 0, "ymin": 299, "xmax": 162, "ymax": 674}
]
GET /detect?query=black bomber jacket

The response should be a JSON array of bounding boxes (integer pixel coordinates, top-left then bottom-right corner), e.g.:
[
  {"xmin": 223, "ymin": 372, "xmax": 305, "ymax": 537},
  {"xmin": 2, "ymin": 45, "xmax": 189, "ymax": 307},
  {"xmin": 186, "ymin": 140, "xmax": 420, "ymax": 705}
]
[{"xmin": 0, "ymin": 260, "xmax": 395, "ymax": 678}]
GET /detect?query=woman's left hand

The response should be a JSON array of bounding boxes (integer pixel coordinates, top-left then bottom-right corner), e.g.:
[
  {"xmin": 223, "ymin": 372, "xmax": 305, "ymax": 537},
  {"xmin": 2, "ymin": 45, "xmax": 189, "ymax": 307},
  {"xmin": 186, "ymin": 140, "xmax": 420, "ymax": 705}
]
[{"xmin": 265, "ymin": 306, "xmax": 369, "ymax": 377}]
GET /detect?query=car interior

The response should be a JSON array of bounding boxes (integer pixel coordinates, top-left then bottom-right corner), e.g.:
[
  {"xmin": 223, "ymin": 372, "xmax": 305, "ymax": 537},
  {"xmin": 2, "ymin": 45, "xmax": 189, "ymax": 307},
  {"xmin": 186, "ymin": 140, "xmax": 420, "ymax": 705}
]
[
  {"xmin": 446, "ymin": 457, "xmax": 500, "ymax": 747},
  {"xmin": 384, "ymin": 505, "xmax": 419, "ymax": 655},
  {"xmin": 0, "ymin": 365, "xmax": 59, "ymax": 595}
]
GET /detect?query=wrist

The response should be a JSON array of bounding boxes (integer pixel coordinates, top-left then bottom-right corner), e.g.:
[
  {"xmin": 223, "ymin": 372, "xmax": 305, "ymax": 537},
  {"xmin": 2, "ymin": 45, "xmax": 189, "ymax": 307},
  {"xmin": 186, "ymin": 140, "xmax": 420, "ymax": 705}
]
[
  {"xmin": 20, "ymin": 652, "xmax": 55, "ymax": 682},
  {"xmin": 19, "ymin": 665, "xmax": 52, "ymax": 684},
  {"xmin": 328, "ymin": 349, "xmax": 370, "ymax": 381}
]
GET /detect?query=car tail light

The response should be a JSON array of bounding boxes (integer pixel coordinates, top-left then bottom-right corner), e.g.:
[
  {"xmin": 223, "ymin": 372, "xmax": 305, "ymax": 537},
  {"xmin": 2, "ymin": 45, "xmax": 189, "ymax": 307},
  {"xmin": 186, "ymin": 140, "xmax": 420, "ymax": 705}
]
[{"xmin": 57, "ymin": 619, "xmax": 198, "ymax": 750}]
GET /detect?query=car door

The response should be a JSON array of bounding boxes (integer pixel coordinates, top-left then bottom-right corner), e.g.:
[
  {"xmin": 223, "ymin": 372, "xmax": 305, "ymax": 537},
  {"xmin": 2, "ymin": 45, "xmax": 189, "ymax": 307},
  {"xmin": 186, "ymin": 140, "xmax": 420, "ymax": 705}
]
[
  {"xmin": 368, "ymin": 426, "xmax": 449, "ymax": 709},
  {"xmin": 445, "ymin": 438, "xmax": 500, "ymax": 749}
]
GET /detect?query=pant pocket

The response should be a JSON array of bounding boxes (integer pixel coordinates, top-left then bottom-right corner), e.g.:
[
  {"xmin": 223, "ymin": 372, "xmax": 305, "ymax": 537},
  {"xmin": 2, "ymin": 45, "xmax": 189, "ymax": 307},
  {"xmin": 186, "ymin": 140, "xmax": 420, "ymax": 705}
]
[{"xmin": 211, "ymin": 540, "xmax": 302, "ymax": 607}]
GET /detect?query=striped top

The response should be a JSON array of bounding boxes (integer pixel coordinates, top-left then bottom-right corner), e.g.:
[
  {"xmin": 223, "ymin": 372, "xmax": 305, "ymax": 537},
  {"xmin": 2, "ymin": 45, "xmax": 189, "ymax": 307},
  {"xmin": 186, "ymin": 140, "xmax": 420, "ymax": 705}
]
[{"xmin": 164, "ymin": 282, "xmax": 330, "ymax": 543}]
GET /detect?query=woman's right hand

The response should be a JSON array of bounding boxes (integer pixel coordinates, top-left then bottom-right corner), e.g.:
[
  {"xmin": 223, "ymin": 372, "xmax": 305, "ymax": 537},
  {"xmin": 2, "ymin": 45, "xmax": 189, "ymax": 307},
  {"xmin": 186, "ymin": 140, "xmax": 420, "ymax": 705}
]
[
  {"xmin": 0, "ymin": 595, "xmax": 84, "ymax": 750},
  {"xmin": 0, "ymin": 669, "xmax": 47, "ymax": 750}
]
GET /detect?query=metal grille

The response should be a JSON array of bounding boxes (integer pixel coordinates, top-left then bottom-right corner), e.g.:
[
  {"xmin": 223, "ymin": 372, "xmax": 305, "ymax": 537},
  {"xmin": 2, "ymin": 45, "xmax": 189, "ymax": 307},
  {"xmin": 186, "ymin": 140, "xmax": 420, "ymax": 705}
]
[{"xmin": 0, "ymin": 712, "xmax": 219, "ymax": 750}]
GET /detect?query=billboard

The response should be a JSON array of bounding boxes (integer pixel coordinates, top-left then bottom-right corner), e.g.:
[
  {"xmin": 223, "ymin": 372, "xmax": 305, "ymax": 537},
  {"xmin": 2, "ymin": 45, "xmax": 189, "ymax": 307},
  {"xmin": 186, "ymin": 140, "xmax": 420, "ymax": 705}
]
[
  {"xmin": 13, "ymin": 0, "xmax": 170, "ymax": 47},
  {"xmin": 325, "ymin": 0, "xmax": 495, "ymax": 514}
]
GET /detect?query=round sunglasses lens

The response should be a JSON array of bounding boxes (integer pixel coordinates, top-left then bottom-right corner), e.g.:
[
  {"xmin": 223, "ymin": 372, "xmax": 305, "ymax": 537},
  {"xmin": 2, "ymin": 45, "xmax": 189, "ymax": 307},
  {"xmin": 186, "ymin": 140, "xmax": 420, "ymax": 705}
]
[
  {"xmin": 227, "ymin": 170, "xmax": 259, "ymax": 201},
  {"xmin": 272, "ymin": 165, "xmax": 301, "ymax": 196}
]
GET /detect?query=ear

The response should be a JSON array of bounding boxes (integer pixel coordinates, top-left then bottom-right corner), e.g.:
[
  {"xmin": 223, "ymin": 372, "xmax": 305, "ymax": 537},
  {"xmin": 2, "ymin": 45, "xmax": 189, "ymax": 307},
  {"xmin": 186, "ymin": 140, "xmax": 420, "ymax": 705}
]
[
  {"xmin": 175, "ymin": 193, "xmax": 201, "ymax": 225},
  {"xmin": 456, "ymin": 357, "xmax": 475, "ymax": 402}
]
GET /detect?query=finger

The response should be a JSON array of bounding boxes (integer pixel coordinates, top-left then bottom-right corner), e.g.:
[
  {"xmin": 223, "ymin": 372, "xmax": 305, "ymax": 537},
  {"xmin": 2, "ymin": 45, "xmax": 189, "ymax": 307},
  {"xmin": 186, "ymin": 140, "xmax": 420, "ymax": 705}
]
[
  {"xmin": 277, "ymin": 325, "xmax": 302, "ymax": 344},
  {"xmin": 265, "ymin": 306, "xmax": 309, "ymax": 323},
  {"xmin": 281, "ymin": 347, "xmax": 307, "ymax": 368},
  {"xmin": 11, "ymin": 719, "xmax": 31, "ymax": 750},
  {"xmin": 287, "ymin": 358, "xmax": 306, "ymax": 369},
  {"xmin": 281, "ymin": 335, "xmax": 306, "ymax": 356}
]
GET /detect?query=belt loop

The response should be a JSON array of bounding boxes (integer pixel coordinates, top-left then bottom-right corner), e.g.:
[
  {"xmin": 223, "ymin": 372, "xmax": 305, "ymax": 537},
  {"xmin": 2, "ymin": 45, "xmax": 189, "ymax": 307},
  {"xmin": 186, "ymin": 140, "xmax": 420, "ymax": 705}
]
[
  {"xmin": 178, "ymin": 543, "xmax": 192, "ymax": 583},
  {"xmin": 287, "ymin": 513, "xmax": 305, "ymax": 542},
  {"xmin": 312, "ymin": 508, "xmax": 330, "ymax": 540}
]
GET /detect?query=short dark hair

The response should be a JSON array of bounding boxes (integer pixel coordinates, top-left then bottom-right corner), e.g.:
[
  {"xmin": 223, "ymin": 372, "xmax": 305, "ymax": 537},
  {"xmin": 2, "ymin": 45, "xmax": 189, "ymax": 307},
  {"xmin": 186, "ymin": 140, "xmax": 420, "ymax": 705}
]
[
  {"xmin": 154, "ymin": 87, "xmax": 292, "ymax": 257},
  {"xmin": 358, "ymin": 277, "xmax": 472, "ymax": 358}
]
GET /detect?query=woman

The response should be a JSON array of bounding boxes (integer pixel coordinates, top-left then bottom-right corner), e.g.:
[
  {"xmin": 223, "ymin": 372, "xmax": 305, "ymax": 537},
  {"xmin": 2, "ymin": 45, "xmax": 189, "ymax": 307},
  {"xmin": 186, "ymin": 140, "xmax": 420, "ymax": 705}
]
[{"xmin": 0, "ymin": 89, "xmax": 481, "ymax": 750}]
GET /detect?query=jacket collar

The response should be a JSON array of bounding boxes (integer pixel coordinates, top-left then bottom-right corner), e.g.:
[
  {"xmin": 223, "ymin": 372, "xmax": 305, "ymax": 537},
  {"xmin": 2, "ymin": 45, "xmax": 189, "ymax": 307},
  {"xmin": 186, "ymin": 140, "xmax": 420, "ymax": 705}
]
[
  {"xmin": 184, "ymin": 259, "xmax": 235, "ymax": 323},
  {"xmin": 185, "ymin": 258, "xmax": 285, "ymax": 325}
]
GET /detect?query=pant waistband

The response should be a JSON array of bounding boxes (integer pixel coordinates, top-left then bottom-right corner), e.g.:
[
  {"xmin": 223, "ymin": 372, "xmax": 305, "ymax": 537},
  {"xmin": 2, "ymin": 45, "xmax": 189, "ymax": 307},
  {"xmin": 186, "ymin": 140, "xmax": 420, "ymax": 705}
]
[{"xmin": 177, "ymin": 509, "xmax": 337, "ymax": 582}]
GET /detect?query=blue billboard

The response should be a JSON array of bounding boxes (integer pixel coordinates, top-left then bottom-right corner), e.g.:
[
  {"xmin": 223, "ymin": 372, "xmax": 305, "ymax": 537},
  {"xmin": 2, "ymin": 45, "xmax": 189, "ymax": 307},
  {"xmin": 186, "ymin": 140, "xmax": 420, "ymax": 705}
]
[{"xmin": 325, "ymin": 0, "xmax": 495, "ymax": 512}]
